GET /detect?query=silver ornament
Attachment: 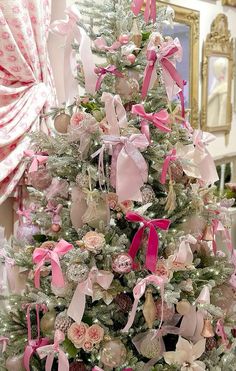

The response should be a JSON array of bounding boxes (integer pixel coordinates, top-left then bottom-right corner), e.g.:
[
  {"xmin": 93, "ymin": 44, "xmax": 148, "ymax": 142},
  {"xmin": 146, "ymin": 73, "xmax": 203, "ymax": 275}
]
[
  {"xmin": 169, "ymin": 159, "xmax": 183, "ymax": 182},
  {"xmin": 75, "ymin": 173, "xmax": 89, "ymax": 188},
  {"xmin": 55, "ymin": 311, "xmax": 73, "ymax": 333},
  {"xmin": 141, "ymin": 185, "xmax": 155, "ymax": 204},
  {"xmin": 66, "ymin": 263, "xmax": 89, "ymax": 283}
]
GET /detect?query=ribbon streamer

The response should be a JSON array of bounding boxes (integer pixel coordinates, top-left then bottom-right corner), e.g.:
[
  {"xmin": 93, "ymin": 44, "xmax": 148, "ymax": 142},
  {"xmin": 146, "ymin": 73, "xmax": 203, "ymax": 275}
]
[
  {"xmin": 216, "ymin": 320, "xmax": 229, "ymax": 347},
  {"xmin": 122, "ymin": 274, "xmax": 166, "ymax": 332},
  {"xmin": 132, "ymin": 104, "xmax": 170, "ymax": 139},
  {"xmin": 126, "ymin": 212, "xmax": 171, "ymax": 272},
  {"xmin": 33, "ymin": 239, "xmax": 73, "ymax": 288},
  {"xmin": 95, "ymin": 65, "xmax": 123, "ymax": 91},
  {"xmin": 101, "ymin": 92, "xmax": 127, "ymax": 135},
  {"xmin": 24, "ymin": 150, "xmax": 48, "ymax": 173},
  {"xmin": 160, "ymin": 148, "xmax": 177, "ymax": 184},
  {"xmin": 50, "ymin": 4, "xmax": 97, "ymax": 103},
  {"xmin": 131, "ymin": 0, "xmax": 156, "ymax": 23},
  {"xmin": 37, "ymin": 330, "xmax": 69, "ymax": 371},
  {"xmin": 67, "ymin": 267, "xmax": 114, "ymax": 323}
]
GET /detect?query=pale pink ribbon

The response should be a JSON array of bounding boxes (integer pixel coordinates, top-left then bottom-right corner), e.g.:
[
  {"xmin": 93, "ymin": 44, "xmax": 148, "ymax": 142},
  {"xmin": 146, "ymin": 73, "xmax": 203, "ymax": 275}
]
[
  {"xmin": 101, "ymin": 92, "xmax": 127, "ymax": 136},
  {"xmin": 24, "ymin": 150, "xmax": 48, "ymax": 173},
  {"xmin": 160, "ymin": 148, "xmax": 177, "ymax": 184},
  {"xmin": 103, "ymin": 134, "xmax": 149, "ymax": 202},
  {"xmin": 173, "ymin": 234, "xmax": 196, "ymax": 266},
  {"xmin": 94, "ymin": 36, "xmax": 121, "ymax": 52},
  {"xmin": 33, "ymin": 240, "xmax": 73, "ymax": 288},
  {"xmin": 46, "ymin": 202, "xmax": 63, "ymax": 225},
  {"xmin": 229, "ymin": 249, "xmax": 236, "ymax": 288},
  {"xmin": 95, "ymin": 65, "xmax": 124, "ymax": 91},
  {"xmin": 50, "ymin": 4, "xmax": 97, "ymax": 103},
  {"xmin": 0, "ymin": 336, "xmax": 9, "ymax": 353},
  {"xmin": 131, "ymin": 104, "xmax": 170, "ymax": 141},
  {"xmin": 23, "ymin": 303, "xmax": 49, "ymax": 371},
  {"xmin": 211, "ymin": 218, "xmax": 232, "ymax": 255},
  {"xmin": 37, "ymin": 330, "xmax": 69, "ymax": 371},
  {"xmin": 192, "ymin": 130, "xmax": 219, "ymax": 185},
  {"xmin": 122, "ymin": 275, "xmax": 166, "ymax": 333},
  {"xmin": 67, "ymin": 267, "xmax": 114, "ymax": 323},
  {"xmin": 131, "ymin": 0, "xmax": 156, "ymax": 23},
  {"xmin": 216, "ymin": 320, "xmax": 229, "ymax": 347}
]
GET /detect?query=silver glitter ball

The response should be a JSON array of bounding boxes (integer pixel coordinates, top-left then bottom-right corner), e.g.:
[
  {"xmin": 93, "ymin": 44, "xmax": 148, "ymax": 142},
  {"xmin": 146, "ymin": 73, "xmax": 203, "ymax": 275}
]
[
  {"xmin": 54, "ymin": 311, "xmax": 73, "ymax": 333},
  {"xmin": 66, "ymin": 263, "xmax": 89, "ymax": 283},
  {"xmin": 169, "ymin": 159, "xmax": 183, "ymax": 182},
  {"xmin": 75, "ymin": 173, "xmax": 89, "ymax": 188},
  {"xmin": 141, "ymin": 185, "xmax": 155, "ymax": 204}
]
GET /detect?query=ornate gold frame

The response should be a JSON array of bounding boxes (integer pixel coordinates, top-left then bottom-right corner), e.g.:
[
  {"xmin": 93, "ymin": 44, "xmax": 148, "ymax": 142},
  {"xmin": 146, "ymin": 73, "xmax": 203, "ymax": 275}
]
[
  {"xmin": 158, "ymin": 2, "xmax": 200, "ymax": 128},
  {"xmin": 222, "ymin": 0, "xmax": 236, "ymax": 6},
  {"xmin": 201, "ymin": 14, "xmax": 233, "ymax": 133}
]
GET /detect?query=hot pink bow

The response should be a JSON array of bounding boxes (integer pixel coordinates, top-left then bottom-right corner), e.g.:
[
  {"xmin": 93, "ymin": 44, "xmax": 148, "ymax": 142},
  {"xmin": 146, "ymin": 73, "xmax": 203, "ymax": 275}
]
[
  {"xmin": 95, "ymin": 65, "xmax": 123, "ymax": 91},
  {"xmin": 37, "ymin": 330, "xmax": 69, "ymax": 371},
  {"xmin": 131, "ymin": 0, "xmax": 156, "ymax": 23},
  {"xmin": 160, "ymin": 148, "xmax": 177, "ymax": 184},
  {"xmin": 131, "ymin": 104, "xmax": 170, "ymax": 140},
  {"xmin": 46, "ymin": 201, "xmax": 63, "ymax": 225},
  {"xmin": 101, "ymin": 92, "xmax": 127, "ymax": 136},
  {"xmin": 0, "ymin": 336, "xmax": 9, "ymax": 353},
  {"xmin": 126, "ymin": 212, "xmax": 171, "ymax": 272},
  {"xmin": 33, "ymin": 240, "xmax": 73, "ymax": 288},
  {"xmin": 23, "ymin": 304, "xmax": 49, "ymax": 371},
  {"xmin": 67, "ymin": 267, "xmax": 114, "ymax": 324},
  {"xmin": 103, "ymin": 134, "xmax": 149, "ymax": 202},
  {"xmin": 94, "ymin": 36, "xmax": 121, "ymax": 52},
  {"xmin": 216, "ymin": 320, "xmax": 228, "ymax": 347},
  {"xmin": 50, "ymin": 4, "xmax": 97, "ymax": 103},
  {"xmin": 24, "ymin": 150, "xmax": 48, "ymax": 173},
  {"xmin": 122, "ymin": 274, "xmax": 166, "ymax": 332}
]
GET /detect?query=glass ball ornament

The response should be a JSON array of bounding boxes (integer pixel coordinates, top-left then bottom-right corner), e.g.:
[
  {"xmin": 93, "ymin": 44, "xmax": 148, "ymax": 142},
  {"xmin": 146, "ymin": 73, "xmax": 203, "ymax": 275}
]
[
  {"xmin": 54, "ymin": 113, "xmax": 71, "ymax": 134},
  {"xmin": 114, "ymin": 293, "xmax": 133, "ymax": 313},
  {"xmin": 16, "ymin": 223, "xmax": 40, "ymax": 245},
  {"xmin": 40, "ymin": 309, "xmax": 56, "ymax": 337},
  {"xmin": 28, "ymin": 168, "xmax": 52, "ymax": 191},
  {"xmin": 66, "ymin": 263, "xmax": 89, "ymax": 283},
  {"xmin": 112, "ymin": 253, "xmax": 133, "ymax": 274},
  {"xmin": 155, "ymin": 299, "xmax": 175, "ymax": 322},
  {"xmin": 76, "ymin": 173, "xmax": 89, "ymax": 188},
  {"xmin": 51, "ymin": 223, "xmax": 61, "ymax": 232},
  {"xmin": 115, "ymin": 77, "xmax": 139, "ymax": 101},
  {"xmin": 141, "ymin": 185, "xmax": 155, "ymax": 204},
  {"xmin": 55, "ymin": 311, "xmax": 73, "ymax": 333},
  {"xmin": 100, "ymin": 339, "xmax": 127, "ymax": 368},
  {"xmin": 69, "ymin": 361, "xmax": 87, "ymax": 371},
  {"xmin": 139, "ymin": 331, "xmax": 162, "ymax": 358},
  {"xmin": 6, "ymin": 354, "xmax": 25, "ymax": 371}
]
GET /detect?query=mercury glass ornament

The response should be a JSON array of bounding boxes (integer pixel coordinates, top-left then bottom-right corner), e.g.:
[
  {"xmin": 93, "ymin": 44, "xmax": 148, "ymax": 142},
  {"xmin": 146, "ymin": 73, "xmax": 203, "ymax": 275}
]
[
  {"xmin": 206, "ymin": 337, "xmax": 217, "ymax": 351},
  {"xmin": 55, "ymin": 311, "xmax": 73, "ymax": 333},
  {"xmin": 28, "ymin": 168, "xmax": 52, "ymax": 190},
  {"xmin": 66, "ymin": 263, "xmax": 89, "ymax": 283},
  {"xmin": 40, "ymin": 309, "xmax": 56, "ymax": 337},
  {"xmin": 6, "ymin": 354, "xmax": 25, "ymax": 371},
  {"xmin": 100, "ymin": 339, "xmax": 127, "ymax": 368},
  {"xmin": 76, "ymin": 173, "xmax": 89, "ymax": 188},
  {"xmin": 69, "ymin": 361, "xmax": 87, "ymax": 371},
  {"xmin": 139, "ymin": 331, "xmax": 162, "ymax": 358},
  {"xmin": 115, "ymin": 77, "xmax": 139, "ymax": 101},
  {"xmin": 114, "ymin": 293, "xmax": 132, "ymax": 313},
  {"xmin": 112, "ymin": 253, "xmax": 133, "ymax": 274},
  {"xmin": 141, "ymin": 185, "xmax": 155, "ymax": 204},
  {"xmin": 54, "ymin": 113, "xmax": 71, "ymax": 133},
  {"xmin": 169, "ymin": 159, "xmax": 183, "ymax": 182},
  {"xmin": 155, "ymin": 299, "xmax": 175, "ymax": 322}
]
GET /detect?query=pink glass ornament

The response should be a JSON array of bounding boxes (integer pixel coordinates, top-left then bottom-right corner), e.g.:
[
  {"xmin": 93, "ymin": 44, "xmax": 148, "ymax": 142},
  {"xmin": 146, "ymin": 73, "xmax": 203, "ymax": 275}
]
[
  {"xmin": 28, "ymin": 168, "xmax": 52, "ymax": 190},
  {"xmin": 16, "ymin": 223, "xmax": 40, "ymax": 244},
  {"xmin": 127, "ymin": 54, "xmax": 136, "ymax": 64},
  {"xmin": 112, "ymin": 253, "xmax": 133, "ymax": 274},
  {"xmin": 6, "ymin": 354, "xmax": 25, "ymax": 371},
  {"xmin": 51, "ymin": 223, "xmax": 61, "ymax": 232},
  {"xmin": 100, "ymin": 339, "xmax": 127, "ymax": 368},
  {"xmin": 118, "ymin": 34, "xmax": 129, "ymax": 44}
]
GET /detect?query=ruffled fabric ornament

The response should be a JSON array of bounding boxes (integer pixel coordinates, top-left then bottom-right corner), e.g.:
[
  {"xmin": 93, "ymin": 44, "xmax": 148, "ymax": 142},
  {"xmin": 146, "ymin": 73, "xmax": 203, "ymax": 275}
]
[{"xmin": 163, "ymin": 336, "xmax": 206, "ymax": 371}]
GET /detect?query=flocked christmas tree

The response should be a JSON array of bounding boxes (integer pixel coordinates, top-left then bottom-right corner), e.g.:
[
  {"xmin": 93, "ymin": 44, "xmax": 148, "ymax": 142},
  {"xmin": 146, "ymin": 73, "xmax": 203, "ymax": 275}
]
[{"xmin": 1, "ymin": 1, "xmax": 236, "ymax": 370}]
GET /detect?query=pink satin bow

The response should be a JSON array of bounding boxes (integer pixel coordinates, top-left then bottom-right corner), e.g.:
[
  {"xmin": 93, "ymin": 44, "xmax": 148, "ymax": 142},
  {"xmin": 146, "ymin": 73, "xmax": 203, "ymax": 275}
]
[
  {"xmin": 37, "ymin": 330, "xmax": 69, "ymax": 371},
  {"xmin": 94, "ymin": 36, "xmax": 121, "ymax": 52},
  {"xmin": 160, "ymin": 148, "xmax": 177, "ymax": 184},
  {"xmin": 95, "ymin": 65, "xmax": 123, "ymax": 91},
  {"xmin": 216, "ymin": 320, "xmax": 228, "ymax": 347},
  {"xmin": 50, "ymin": 4, "xmax": 97, "ymax": 103},
  {"xmin": 46, "ymin": 201, "xmax": 63, "ymax": 225},
  {"xmin": 67, "ymin": 267, "xmax": 114, "ymax": 324},
  {"xmin": 103, "ymin": 134, "xmax": 149, "ymax": 202},
  {"xmin": 131, "ymin": 104, "xmax": 170, "ymax": 140},
  {"xmin": 122, "ymin": 274, "xmax": 166, "ymax": 332},
  {"xmin": 131, "ymin": 0, "xmax": 156, "ymax": 23},
  {"xmin": 0, "ymin": 336, "xmax": 9, "ymax": 353},
  {"xmin": 33, "ymin": 240, "xmax": 73, "ymax": 288},
  {"xmin": 23, "ymin": 303, "xmax": 49, "ymax": 371},
  {"xmin": 16, "ymin": 208, "xmax": 32, "ymax": 224},
  {"xmin": 126, "ymin": 212, "xmax": 171, "ymax": 272},
  {"xmin": 24, "ymin": 150, "xmax": 48, "ymax": 173},
  {"xmin": 101, "ymin": 92, "xmax": 127, "ymax": 136}
]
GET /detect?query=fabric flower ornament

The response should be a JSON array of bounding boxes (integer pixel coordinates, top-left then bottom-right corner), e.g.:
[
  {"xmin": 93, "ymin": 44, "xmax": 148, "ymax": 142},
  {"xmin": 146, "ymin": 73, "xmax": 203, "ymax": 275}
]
[
  {"xmin": 163, "ymin": 336, "xmax": 206, "ymax": 371},
  {"xmin": 70, "ymin": 112, "xmax": 85, "ymax": 126},
  {"xmin": 82, "ymin": 231, "xmax": 105, "ymax": 253},
  {"xmin": 67, "ymin": 322, "xmax": 88, "ymax": 348}
]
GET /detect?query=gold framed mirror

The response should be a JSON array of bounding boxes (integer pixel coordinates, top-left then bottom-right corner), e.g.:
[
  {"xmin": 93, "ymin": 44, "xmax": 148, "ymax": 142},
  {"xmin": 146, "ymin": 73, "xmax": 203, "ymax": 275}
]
[
  {"xmin": 201, "ymin": 14, "xmax": 233, "ymax": 133},
  {"xmin": 158, "ymin": 2, "xmax": 200, "ymax": 128}
]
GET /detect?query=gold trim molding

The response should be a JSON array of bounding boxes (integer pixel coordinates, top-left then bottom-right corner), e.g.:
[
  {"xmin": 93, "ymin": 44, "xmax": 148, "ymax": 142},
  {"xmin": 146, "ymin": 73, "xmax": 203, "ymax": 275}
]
[{"xmin": 222, "ymin": 0, "xmax": 236, "ymax": 6}]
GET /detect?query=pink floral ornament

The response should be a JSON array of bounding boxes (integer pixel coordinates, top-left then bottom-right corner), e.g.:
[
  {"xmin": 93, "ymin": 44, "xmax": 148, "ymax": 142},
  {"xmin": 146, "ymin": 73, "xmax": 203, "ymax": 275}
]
[
  {"xmin": 70, "ymin": 112, "xmax": 85, "ymax": 126},
  {"xmin": 67, "ymin": 322, "xmax": 88, "ymax": 348},
  {"xmin": 82, "ymin": 231, "xmax": 106, "ymax": 254}
]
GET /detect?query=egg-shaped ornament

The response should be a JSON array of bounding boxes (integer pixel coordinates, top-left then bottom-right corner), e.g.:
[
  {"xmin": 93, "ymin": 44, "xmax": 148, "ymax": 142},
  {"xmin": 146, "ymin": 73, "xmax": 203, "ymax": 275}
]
[
  {"xmin": 112, "ymin": 253, "xmax": 133, "ymax": 274},
  {"xmin": 54, "ymin": 113, "xmax": 71, "ymax": 134}
]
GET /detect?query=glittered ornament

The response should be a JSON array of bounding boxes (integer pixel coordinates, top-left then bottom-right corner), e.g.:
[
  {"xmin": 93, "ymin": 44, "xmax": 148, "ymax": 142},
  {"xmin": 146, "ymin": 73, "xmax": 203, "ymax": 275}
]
[
  {"xmin": 51, "ymin": 223, "xmax": 61, "ymax": 232},
  {"xmin": 55, "ymin": 311, "xmax": 73, "ymax": 333},
  {"xmin": 100, "ymin": 339, "xmax": 127, "ymax": 368},
  {"xmin": 112, "ymin": 253, "xmax": 133, "ymax": 274},
  {"xmin": 76, "ymin": 173, "xmax": 89, "ymax": 188},
  {"xmin": 169, "ymin": 159, "xmax": 183, "ymax": 182},
  {"xmin": 114, "ymin": 293, "xmax": 133, "ymax": 313},
  {"xmin": 205, "ymin": 337, "xmax": 217, "ymax": 351},
  {"xmin": 141, "ymin": 185, "xmax": 155, "ymax": 204},
  {"xmin": 139, "ymin": 331, "xmax": 162, "ymax": 358},
  {"xmin": 66, "ymin": 263, "xmax": 89, "ymax": 283},
  {"xmin": 69, "ymin": 361, "xmax": 87, "ymax": 371},
  {"xmin": 6, "ymin": 354, "xmax": 25, "ymax": 371},
  {"xmin": 115, "ymin": 77, "xmax": 139, "ymax": 101},
  {"xmin": 176, "ymin": 300, "xmax": 191, "ymax": 316},
  {"xmin": 28, "ymin": 168, "xmax": 52, "ymax": 190},
  {"xmin": 40, "ymin": 309, "xmax": 56, "ymax": 337},
  {"xmin": 54, "ymin": 113, "xmax": 71, "ymax": 134},
  {"xmin": 16, "ymin": 223, "xmax": 40, "ymax": 245},
  {"xmin": 155, "ymin": 299, "xmax": 175, "ymax": 322},
  {"xmin": 143, "ymin": 288, "xmax": 156, "ymax": 329}
]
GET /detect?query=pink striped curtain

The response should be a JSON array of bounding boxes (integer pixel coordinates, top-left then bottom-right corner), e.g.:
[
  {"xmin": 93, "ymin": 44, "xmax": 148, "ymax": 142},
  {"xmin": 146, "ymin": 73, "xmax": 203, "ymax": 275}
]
[{"xmin": 0, "ymin": 0, "xmax": 57, "ymax": 204}]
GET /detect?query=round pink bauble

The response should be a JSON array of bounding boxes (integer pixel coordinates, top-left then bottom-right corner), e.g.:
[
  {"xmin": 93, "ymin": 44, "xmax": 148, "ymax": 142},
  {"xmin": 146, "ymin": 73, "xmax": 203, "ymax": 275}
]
[
  {"xmin": 118, "ymin": 34, "xmax": 129, "ymax": 44},
  {"xmin": 112, "ymin": 253, "xmax": 133, "ymax": 274},
  {"xmin": 28, "ymin": 168, "xmax": 52, "ymax": 190},
  {"xmin": 16, "ymin": 223, "xmax": 39, "ymax": 244},
  {"xmin": 100, "ymin": 339, "xmax": 127, "ymax": 368},
  {"xmin": 51, "ymin": 223, "xmax": 61, "ymax": 232},
  {"xmin": 6, "ymin": 354, "xmax": 25, "ymax": 371},
  {"xmin": 127, "ymin": 54, "xmax": 136, "ymax": 64}
]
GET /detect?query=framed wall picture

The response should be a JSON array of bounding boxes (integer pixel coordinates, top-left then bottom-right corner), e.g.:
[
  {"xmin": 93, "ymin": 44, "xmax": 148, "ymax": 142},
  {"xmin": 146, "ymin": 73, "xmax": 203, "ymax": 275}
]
[
  {"xmin": 158, "ymin": 2, "xmax": 200, "ymax": 128},
  {"xmin": 201, "ymin": 14, "xmax": 233, "ymax": 133},
  {"xmin": 222, "ymin": 0, "xmax": 236, "ymax": 6}
]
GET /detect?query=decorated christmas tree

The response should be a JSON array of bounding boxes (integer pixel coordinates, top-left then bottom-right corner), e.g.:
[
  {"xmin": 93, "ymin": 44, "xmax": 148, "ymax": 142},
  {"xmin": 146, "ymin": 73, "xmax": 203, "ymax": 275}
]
[{"xmin": 1, "ymin": 1, "xmax": 236, "ymax": 370}]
